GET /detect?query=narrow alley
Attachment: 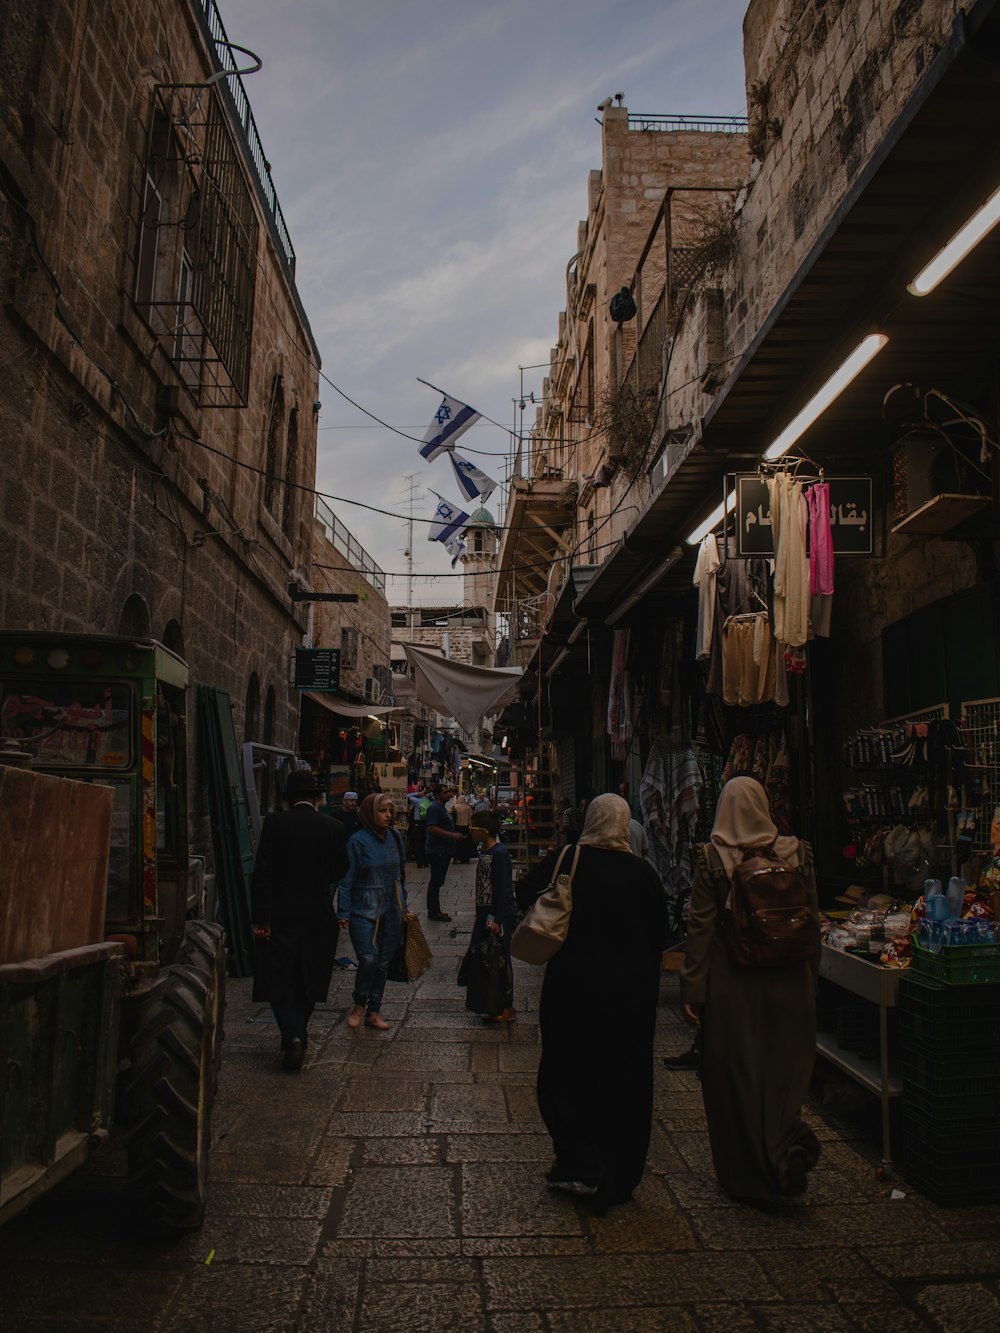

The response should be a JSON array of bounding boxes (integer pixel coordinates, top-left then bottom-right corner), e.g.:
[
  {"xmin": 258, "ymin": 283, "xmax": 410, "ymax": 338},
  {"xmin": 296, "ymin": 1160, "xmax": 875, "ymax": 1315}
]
[{"xmin": 2, "ymin": 863, "xmax": 999, "ymax": 1332}]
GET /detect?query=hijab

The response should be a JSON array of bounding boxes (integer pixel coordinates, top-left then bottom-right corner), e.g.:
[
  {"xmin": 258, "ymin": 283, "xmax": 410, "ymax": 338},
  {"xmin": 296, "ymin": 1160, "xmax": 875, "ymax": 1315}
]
[
  {"xmin": 576, "ymin": 793, "xmax": 632, "ymax": 853},
  {"xmin": 710, "ymin": 776, "xmax": 799, "ymax": 880},
  {"xmin": 358, "ymin": 793, "xmax": 393, "ymax": 840}
]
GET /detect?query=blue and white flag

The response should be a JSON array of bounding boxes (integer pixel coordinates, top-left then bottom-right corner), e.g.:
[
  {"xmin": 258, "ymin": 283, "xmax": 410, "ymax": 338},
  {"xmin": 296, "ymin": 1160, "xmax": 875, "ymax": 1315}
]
[
  {"xmin": 427, "ymin": 497, "xmax": 470, "ymax": 544},
  {"xmin": 419, "ymin": 394, "xmax": 481, "ymax": 461},
  {"xmin": 444, "ymin": 535, "xmax": 467, "ymax": 567},
  {"xmin": 448, "ymin": 451, "xmax": 497, "ymax": 504}
]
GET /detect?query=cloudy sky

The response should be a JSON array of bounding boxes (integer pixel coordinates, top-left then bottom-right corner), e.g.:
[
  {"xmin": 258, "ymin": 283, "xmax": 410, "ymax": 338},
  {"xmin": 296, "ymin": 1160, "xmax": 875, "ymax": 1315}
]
[{"xmin": 232, "ymin": 0, "xmax": 750, "ymax": 602}]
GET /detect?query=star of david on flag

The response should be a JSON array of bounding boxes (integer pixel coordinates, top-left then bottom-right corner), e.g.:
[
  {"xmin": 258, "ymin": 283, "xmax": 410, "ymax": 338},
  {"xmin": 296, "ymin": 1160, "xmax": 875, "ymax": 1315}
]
[
  {"xmin": 419, "ymin": 393, "xmax": 481, "ymax": 461},
  {"xmin": 448, "ymin": 451, "xmax": 497, "ymax": 503},
  {"xmin": 427, "ymin": 497, "xmax": 470, "ymax": 545},
  {"xmin": 444, "ymin": 535, "xmax": 467, "ymax": 567}
]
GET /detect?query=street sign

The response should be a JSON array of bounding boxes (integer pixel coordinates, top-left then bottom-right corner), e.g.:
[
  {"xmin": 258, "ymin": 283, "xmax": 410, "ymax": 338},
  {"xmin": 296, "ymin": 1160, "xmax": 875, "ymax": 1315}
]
[
  {"xmin": 294, "ymin": 648, "xmax": 341, "ymax": 692},
  {"xmin": 735, "ymin": 475, "xmax": 874, "ymax": 557}
]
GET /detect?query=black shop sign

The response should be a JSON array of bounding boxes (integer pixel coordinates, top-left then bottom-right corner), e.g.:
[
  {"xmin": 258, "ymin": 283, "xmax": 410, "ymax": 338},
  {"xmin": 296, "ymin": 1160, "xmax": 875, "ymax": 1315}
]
[
  {"xmin": 294, "ymin": 648, "xmax": 341, "ymax": 692},
  {"xmin": 735, "ymin": 475, "xmax": 874, "ymax": 558}
]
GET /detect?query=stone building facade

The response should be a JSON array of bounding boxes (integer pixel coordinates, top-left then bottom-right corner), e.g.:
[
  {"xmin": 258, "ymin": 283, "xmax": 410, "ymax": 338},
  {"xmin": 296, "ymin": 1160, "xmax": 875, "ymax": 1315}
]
[{"xmin": 0, "ymin": 0, "xmax": 326, "ymax": 813}]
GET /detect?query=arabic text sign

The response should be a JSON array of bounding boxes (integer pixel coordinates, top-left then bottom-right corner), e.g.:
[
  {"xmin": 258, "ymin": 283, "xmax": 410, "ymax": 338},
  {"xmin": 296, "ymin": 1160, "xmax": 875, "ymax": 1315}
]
[{"xmin": 736, "ymin": 476, "xmax": 874, "ymax": 557}]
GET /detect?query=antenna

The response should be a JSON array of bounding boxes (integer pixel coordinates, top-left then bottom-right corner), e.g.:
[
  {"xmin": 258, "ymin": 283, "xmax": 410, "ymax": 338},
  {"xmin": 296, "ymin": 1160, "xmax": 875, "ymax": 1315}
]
[{"xmin": 402, "ymin": 472, "xmax": 419, "ymax": 635}]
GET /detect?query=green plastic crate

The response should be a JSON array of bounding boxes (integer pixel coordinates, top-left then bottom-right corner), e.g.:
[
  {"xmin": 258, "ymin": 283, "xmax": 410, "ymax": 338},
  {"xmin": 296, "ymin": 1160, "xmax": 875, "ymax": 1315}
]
[
  {"xmin": 911, "ymin": 937, "xmax": 1000, "ymax": 986},
  {"xmin": 899, "ymin": 974, "xmax": 1000, "ymax": 1053}
]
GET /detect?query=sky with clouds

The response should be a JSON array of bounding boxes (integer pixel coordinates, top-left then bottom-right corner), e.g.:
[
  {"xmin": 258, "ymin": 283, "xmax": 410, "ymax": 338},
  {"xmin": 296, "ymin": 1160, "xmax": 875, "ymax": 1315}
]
[{"xmin": 231, "ymin": 0, "xmax": 750, "ymax": 603}]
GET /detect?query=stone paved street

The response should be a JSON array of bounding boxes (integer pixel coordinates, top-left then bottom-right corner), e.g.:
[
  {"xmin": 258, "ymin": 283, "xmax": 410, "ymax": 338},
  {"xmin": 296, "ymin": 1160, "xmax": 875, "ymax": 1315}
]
[{"xmin": 2, "ymin": 862, "xmax": 1000, "ymax": 1331}]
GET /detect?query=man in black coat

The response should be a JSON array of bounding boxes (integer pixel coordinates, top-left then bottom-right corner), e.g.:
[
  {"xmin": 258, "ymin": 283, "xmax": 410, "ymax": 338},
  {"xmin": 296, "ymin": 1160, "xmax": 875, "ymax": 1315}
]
[{"xmin": 251, "ymin": 769, "xmax": 349, "ymax": 1070}]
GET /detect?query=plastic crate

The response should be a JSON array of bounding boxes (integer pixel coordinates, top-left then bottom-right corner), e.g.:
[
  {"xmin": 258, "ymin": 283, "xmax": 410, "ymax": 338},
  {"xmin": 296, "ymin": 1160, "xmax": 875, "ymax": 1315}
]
[
  {"xmin": 899, "ymin": 974, "xmax": 1000, "ymax": 1053},
  {"xmin": 901, "ymin": 1046, "xmax": 1000, "ymax": 1106},
  {"xmin": 900, "ymin": 1123, "xmax": 1000, "ymax": 1207},
  {"xmin": 901, "ymin": 1109, "xmax": 1000, "ymax": 1158},
  {"xmin": 911, "ymin": 937, "xmax": 1000, "ymax": 985}
]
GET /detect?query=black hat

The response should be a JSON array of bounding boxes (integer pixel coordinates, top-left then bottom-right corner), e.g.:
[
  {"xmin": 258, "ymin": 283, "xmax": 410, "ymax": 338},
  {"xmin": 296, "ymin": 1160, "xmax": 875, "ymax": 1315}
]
[{"xmin": 285, "ymin": 769, "xmax": 320, "ymax": 799}]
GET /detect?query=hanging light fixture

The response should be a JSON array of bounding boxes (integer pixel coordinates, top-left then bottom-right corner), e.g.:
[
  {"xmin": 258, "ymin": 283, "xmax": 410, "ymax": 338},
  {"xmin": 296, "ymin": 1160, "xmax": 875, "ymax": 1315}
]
[
  {"xmin": 908, "ymin": 183, "xmax": 1000, "ymax": 296},
  {"xmin": 762, "ymin": 333, "xmax": 888, "ymax": 461}
]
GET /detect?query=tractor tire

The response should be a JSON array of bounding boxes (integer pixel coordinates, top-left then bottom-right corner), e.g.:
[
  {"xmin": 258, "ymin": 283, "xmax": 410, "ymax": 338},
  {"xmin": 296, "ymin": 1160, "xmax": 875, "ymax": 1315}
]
[
  {"xmin": 176, "ymin": 920, "xmax": 227, "ymax": 1096},
  {"xmin": 125, "ymin": 956, "xmax": 220, "ymax": 1236}
]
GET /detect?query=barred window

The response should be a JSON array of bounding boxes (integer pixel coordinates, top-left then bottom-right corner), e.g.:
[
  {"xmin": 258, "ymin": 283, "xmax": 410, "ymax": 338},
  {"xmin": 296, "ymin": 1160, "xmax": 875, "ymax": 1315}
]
[
  {"xmin": 135, "ymin": 87, "xmax": 258, "ymax": 407},
  {"xmin": 340, "ymin": 626, "xmax": 359, "ymax": 670}
]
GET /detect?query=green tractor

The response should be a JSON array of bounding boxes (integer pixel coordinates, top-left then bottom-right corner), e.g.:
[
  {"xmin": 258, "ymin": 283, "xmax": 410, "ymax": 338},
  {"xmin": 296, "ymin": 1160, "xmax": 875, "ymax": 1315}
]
[{"xmin": 0, "ymin": 633, "xmax": 226, "ymax": 1235}]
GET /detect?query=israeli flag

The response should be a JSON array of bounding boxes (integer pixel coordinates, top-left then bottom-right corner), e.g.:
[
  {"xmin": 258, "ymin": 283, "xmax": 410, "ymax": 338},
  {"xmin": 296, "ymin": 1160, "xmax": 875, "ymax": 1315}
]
[
  {"xmin": 419, "ymin": 394, "xmax": 481, "ymax": 461},
  {"xmin": 444, "ymin": 535, "xmax": 467, "ymax": 567},
  {"xmin": 427, "ymin": 497, "xmax": 470, "ymax": 544},
  {"xmin": 448, "ymin": 451, "xmax": 497, "ymax": 503}
]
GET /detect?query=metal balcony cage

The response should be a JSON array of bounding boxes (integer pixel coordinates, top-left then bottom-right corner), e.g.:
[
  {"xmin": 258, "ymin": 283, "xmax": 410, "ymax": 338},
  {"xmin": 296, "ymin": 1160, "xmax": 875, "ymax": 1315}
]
[{"xmin": 134, "ymin": 84, "xmax": 258, "ymax": 408}]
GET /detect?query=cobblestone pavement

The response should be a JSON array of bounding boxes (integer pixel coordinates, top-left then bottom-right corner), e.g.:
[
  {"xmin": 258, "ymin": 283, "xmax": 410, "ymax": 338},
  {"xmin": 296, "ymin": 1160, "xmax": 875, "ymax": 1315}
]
[{"xmin": 2, "ymin": 862, "xmax": 1000, "ymax": 1331}]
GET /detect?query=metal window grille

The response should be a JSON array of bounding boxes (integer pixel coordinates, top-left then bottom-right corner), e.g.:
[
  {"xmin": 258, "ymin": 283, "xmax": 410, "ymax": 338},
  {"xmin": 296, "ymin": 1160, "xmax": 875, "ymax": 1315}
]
[
  {"xmin": 961, "ymin": 697, "xmax": 1000, "ymax": 855},
  {"xmin": 136, "ymin": 86, "xmax": 258, "ymax": 407}
]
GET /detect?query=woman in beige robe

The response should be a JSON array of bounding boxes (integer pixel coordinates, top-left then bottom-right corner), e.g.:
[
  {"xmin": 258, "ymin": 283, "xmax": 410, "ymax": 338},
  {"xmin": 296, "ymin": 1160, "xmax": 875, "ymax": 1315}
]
[{"xmin": 681, "ymin": 776, "xmax": 820, "ymax": 1206}]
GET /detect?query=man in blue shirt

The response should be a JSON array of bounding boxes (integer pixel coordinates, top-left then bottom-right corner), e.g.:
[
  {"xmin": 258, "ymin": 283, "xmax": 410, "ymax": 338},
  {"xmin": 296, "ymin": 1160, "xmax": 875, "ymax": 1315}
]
[{"xmin": 424, "ymin": 783, "xmax": 463, "ymax": 921}]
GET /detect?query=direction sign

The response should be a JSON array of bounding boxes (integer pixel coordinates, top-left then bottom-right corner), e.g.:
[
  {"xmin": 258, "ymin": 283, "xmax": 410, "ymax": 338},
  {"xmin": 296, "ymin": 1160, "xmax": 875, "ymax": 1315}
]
[{"xmin": 294, "ymin": 648, "xmax": 341, "ymax": 692}]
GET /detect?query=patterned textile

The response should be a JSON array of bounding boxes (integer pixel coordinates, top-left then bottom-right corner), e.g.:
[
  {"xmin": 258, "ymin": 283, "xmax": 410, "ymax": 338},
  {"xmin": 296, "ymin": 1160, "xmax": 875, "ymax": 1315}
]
[{"xmin": 640, "ymin": 742, "xmax": 702, "ymax": 902}]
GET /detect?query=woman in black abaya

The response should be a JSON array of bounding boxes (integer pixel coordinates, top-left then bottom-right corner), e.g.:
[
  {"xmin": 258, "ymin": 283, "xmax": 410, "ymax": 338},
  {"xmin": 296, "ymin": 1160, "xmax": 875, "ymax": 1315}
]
[{"xmin": 533, "ymin": 793, "xmax": 667, "ymax": 1212}]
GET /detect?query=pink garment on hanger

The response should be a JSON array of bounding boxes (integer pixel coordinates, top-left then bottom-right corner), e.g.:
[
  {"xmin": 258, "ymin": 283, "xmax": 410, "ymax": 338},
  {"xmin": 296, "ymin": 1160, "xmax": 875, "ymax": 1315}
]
[{"xmin": 807, "ymin": 481, "xmax": 834, "ymax": 596}]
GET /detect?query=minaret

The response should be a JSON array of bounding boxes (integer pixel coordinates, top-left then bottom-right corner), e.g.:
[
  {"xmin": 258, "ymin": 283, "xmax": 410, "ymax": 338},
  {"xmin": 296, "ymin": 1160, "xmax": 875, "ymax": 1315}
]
[{"xmin": 461, "ymin": 506, "xmax": 498, "ymax": 662}]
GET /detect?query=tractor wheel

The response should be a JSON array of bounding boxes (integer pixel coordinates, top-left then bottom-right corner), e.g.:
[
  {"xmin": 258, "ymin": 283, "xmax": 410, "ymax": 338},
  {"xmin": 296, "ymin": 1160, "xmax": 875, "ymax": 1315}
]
[
  {"xmin": 177, "ymin": 921, "xmax": 226, "ymax": 1095},
  {"xmin": 125, "ymin": 957, "xmax": 220, "ymax": 1236}
]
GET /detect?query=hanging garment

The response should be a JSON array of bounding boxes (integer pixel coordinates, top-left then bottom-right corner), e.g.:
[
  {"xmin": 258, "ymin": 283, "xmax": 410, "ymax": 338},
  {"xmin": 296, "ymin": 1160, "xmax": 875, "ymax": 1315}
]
[
  {"xmin": 721, "ymin": 615, "xmax": 776, "ymax": 707},
  {"xmin": 693, "ymin": 534, "xmax": 721, "ymax": 662},
  {"xmin": 639, "ymin": 743, "xmax": 702, "ymax": 905},
  {"xmin": 607, "ymin": 629, "xmax": 631, "ymax": 760},
  {"xmin": 706, "ymin": 544, "xmax": 770, "ymax": 695},
  {"xmin": 806, "ymin": 481, "xmax": 834, "ymax": 638},
  {"xmin": 765, "ymin": 735, "xmax": 794, "ymax": 834},
  {"xmin": 769, "ymin": 473, "xmax": 810, "ymax": 649}
]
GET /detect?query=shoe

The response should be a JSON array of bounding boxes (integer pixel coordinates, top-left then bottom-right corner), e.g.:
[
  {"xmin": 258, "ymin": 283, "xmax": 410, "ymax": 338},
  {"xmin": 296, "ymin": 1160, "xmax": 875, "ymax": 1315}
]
[
  {"xmin": 545, "ymin": 1171, "xmax": 598, "ymax": 1197},
  {"xmin": 347, "ymin": 1004, "xmax": 364, "ymax": 1029},
  {"xmin": 483, "ymin": 1008, "xmax": 517, "ymax": 1024},
  {"xmin": 428, "ymin": 912, "xmax": 452, "ymax": 922},
  {"xmin": 662, "ymin": 1047, "xmax": 699, "ymax": 1070},
  {"xmin": 365, "ymin": 1012, "xmax": 390, "ymax": 1030},
  {"xmin": 282, "ymin": 1038, "xmax": 305, "ymax": 1071}
]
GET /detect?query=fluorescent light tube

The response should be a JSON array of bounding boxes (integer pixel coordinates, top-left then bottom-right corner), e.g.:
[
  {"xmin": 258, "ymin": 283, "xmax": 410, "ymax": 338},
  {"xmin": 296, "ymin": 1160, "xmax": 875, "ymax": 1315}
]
[
  {"xmin": 685, "ymin": 488, "xmax": 736, "ymax": 546},
  {"xmin": 908, "ymin": 184, "xmax": 1000, "ymax": 296},
  {"xmin": 762, "ymin": 333, "xmax": 888, "ymax": 462}
]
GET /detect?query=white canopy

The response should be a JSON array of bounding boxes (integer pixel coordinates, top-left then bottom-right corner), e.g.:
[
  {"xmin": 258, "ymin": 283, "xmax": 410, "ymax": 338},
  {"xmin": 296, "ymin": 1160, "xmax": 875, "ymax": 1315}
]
[
  {"xmin": 402, "ymin": 644, "xmax": 522, "ymax": 734},
  {"xmin": 303, "ymin": 692, "xmax": 399, "ymax": 719}
]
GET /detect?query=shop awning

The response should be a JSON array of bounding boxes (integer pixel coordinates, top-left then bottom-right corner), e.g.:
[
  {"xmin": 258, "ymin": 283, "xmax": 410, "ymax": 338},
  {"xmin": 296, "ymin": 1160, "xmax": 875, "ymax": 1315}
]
[
  {"xmin": 302, "ymin": 692, "xmax": 400, "ymax": 719},
  {"xmin": 402, "ymin": 644, "xmax": 522, "ymax": 734},
  {"xmin": 575, "ymin": 0, "xmax": 1000, "ymax": 622}
]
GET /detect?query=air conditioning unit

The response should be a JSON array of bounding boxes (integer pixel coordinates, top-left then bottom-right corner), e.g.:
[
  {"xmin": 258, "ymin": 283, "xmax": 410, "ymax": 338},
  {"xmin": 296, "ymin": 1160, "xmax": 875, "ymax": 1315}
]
[{"xmin": 891, "ymin": 427, "xmax": 992, "ymax": 535}]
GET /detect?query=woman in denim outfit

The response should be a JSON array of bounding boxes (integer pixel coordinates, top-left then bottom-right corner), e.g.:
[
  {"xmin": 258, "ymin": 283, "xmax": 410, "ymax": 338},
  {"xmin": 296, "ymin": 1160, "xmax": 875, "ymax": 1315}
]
[{"xmin": 338, "ymin": 794, "xmax": 406, "ymax": 1030}]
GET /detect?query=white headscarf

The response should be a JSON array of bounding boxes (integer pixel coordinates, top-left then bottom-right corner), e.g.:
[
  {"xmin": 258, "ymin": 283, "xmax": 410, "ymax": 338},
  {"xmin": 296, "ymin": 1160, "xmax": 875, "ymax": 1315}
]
[
  {"xmin": 710, "ymin": 776, "xmax": 799, "ymax": 880},
  {"xmin": 577, "ymin": 793, "xmax": 632, "ymax": 854}
]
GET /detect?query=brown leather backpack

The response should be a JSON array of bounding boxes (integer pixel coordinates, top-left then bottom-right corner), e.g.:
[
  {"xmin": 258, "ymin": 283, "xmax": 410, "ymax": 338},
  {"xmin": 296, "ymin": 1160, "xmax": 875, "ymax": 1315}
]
[{"xmin": 725, "ymin": 844, "xmax": 818, "ymax": 968}]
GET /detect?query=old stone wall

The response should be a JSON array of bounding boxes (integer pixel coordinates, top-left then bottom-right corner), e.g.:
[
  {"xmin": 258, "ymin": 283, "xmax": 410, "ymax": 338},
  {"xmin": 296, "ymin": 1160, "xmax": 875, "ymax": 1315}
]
[
  {"xmin": 0, "ymin": 0, "xmax": 327, "ymax": 844},
  {"xmin": 311, "ymin": 523, "xmax": 391, "ymax": 702}
]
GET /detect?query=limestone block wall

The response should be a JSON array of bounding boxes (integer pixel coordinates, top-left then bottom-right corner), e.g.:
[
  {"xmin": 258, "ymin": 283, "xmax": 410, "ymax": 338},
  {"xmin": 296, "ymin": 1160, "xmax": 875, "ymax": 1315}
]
[
  {"xmin": 311, "ymin": 526, "xmax": 391, "ymax": 701},
  {"xmin": 0, "ymin": 0, "xmax": 325, "ymax": 849}
]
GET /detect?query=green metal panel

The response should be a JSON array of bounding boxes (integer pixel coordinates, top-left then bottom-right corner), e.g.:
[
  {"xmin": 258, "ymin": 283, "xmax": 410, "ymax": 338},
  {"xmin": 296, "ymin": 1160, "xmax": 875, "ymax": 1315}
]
[{"xmin": 197, "ymin": 686, "xmax": 254, "ymax": 976}]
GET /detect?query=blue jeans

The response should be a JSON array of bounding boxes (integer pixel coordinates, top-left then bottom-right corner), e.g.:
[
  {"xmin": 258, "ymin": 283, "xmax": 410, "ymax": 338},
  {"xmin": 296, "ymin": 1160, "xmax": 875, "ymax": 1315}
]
[{"xmin": 349, "ymin": 910, "xmax": 403, "ymax": 1013}]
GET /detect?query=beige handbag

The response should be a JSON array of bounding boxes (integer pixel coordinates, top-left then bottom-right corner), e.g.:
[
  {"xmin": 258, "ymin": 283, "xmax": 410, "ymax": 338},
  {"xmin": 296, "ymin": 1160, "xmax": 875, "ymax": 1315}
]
[{"xmin": 510, "ymin": 845, "xmax": 581, "ymax": 965}]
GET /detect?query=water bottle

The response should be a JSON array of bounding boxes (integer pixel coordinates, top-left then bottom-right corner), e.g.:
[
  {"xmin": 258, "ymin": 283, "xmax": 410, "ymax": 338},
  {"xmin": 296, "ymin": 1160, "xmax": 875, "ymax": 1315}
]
[
  {"xmin": 946, "ymin": 876, "xmax": 966, "ymax": 920},
  {"xmin": 924, "ymin": 879, "xmax": 947, "ymax": 921}
]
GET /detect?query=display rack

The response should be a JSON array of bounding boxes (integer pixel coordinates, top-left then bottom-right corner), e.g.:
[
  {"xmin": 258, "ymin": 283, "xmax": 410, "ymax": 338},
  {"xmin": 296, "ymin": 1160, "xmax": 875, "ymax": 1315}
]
[
  {"xmin": 961, "ymin": 696, "xmax": 1000, "ymax": 855},
  {"xmin": 501, "ymin": 748, "xmax": 558, "ymax": 871}
]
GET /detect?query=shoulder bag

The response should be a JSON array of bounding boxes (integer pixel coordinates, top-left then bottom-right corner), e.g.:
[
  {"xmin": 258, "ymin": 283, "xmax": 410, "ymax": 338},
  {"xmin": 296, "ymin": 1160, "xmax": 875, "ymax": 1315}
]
[{"xmin": 510, "ymin": 844, "xmax": 581, "ymax": 965}]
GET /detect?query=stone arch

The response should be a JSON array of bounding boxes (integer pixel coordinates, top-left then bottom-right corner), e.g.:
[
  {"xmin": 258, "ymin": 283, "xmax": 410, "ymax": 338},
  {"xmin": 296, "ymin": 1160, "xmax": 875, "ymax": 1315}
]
[
  {"xmin": 162, "ymin": 618, "xmax": 185, "ymax": 655},
  {"xmin": 118, "ymin": 592, "xmax": 151, "ymax": 637},
  {"xmin": 263, "ymin": 685, "xmax": 276, "ymax": 746},
  {"xmin": 245, "ymin": 672, "xmax": 261, "ymax": 743}
]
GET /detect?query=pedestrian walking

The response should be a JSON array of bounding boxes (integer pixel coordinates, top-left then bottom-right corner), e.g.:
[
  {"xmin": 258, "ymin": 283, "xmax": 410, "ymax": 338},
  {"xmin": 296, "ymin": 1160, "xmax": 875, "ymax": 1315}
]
[
  {"xmin": 681, "ymin": 776, "xmax": 821, "ymax": 1207},
  {"xmin": 425, "ymin": 783, "xmax": 464, "ymax": 921},
  {"xmin": 410, "ymin": 784, "xmax": 431, "ymax": 868},
  {"xmin": 520, "ymin": 793, "xmax": 667, "ymax": 1213},
  {"xmin": 467, "ymin": 811, "xmax": 516, "ymax": 1023},
  {"xmin": 337, "ymin": 793, "xmax": 407, "ymax": 1031},
  {"xmin": 451, "ymin": 789, "xmax": 474, "ymax": 863},
  {"xmin": 251, "ymin": 769, "xmax": 349, "ymax": 1070},
  {"xmin": 330, "ymin": 790, "xmax": 360, "ymax": 838}
]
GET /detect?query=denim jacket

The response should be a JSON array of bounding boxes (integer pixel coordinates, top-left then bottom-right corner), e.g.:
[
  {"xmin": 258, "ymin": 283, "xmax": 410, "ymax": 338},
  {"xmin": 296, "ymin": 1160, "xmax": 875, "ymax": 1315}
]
[{"xmin": 337, "ymin": 828, "xmax": 406, "ymax": 921}]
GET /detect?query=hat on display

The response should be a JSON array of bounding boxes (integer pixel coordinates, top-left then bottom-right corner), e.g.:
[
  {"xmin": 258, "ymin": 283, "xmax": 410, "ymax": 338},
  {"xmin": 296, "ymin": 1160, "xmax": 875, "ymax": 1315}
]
[
  {"xmin": 834, "ymin": 885, "xmax": 867, "ymax": 907},
  {"xmin": 285, "ymin": 769, "xmax": 321, "ymax": 799}
]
